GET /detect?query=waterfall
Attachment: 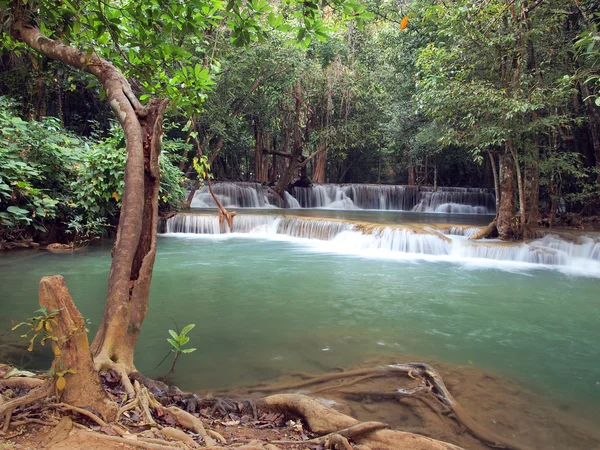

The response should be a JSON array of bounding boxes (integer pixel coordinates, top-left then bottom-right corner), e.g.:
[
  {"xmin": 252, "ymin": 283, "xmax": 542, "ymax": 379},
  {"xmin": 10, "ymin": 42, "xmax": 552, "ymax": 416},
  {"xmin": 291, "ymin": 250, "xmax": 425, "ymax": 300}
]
[
  {"xmin": 412, "ymin": 188, "xmax": 496, "ymax": 214},
  {"xmin": 292, "ymin": 184, "xmax": 419, "ymax": 210},
  {"xmin": 163, "ymin": 213, "xmax": 600, "ymax": 272},
  {"xmin": 165, "ymin": 214, "xmax": 278, "ymax": 234},
  {"xmin": 191, "ymin": 182, "xmax": 271, "ymax": 208},
  {"xmin": 438, "ymin": 226, "xmax": 481, "ymax": 238},
  {"xmin": 189, "ymin": 182, "xmax": 495, "ymax": 213},
  {"xmin": 276, "ymin": 217, "xmax": 355, "ymax": 240}
]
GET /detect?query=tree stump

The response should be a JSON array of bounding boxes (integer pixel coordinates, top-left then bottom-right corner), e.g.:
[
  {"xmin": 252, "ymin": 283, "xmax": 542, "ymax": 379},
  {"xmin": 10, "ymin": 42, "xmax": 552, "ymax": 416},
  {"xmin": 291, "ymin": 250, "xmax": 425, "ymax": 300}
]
[{"xmin": 39, "ymin": 276, "xmax": 117, "ymax": 420}]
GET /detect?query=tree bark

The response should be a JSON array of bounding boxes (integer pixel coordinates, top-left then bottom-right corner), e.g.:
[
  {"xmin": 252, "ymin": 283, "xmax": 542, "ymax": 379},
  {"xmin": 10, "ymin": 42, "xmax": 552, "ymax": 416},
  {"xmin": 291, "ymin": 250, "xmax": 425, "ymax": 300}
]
[
  {"xmin": 497, "ymin": 150, "xmax": 516, "ymax": 239},
  {"xmin": 38, "ymin": 276, "xmax": 117, "ymax": 421},
  {"xmin": 488, "ymin": 151, "xmax": 500, "ymax": 214},
  {"xmin": 580, "ymin": 82, "xmax": 600, "ymax": 176},
  {"xmin": 313, "ymin": 146, "xmax": 327, "ymax": 183},
  {"xmin": 254, "ymin": 125, "xmax": 264, "ymax": 182},
  {"xmin": 92, "ymin": 98, "xmax": 169, "ymax": 374},
  {"xmin": 10, "ymin": 12, "xmax": 169, "ymax": 375},
  {"xmin": 274, "ymin": 80, "xmax": 311, "ymax": 201},
  {"xmin": 525, "ymin": 144, "xmax": 540, "ymax": 227},
  {"xmin": 407, "ymin": 151, "xmax": 415, "ymax": 186}
]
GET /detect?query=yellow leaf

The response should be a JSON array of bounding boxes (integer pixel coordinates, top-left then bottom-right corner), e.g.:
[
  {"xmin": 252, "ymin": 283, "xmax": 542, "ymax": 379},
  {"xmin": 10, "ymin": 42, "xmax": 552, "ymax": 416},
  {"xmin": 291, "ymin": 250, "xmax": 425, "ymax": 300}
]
[
  {"xmin": 27, "ymin": 338, "xmax": 34, "ymax": 352},
  {"xmin": 35, "ymin": 321, "xmax": 44, "ymax": 332},
  {"xmin": 56, "ymin": 375, "xmax": 66, "ymax": 391},
  {"xmin": 400, "ymin": 16, "xmax": 409, "ymax": 30},
  {"xmin": 53, "ymin": 346, "xmax": 62, "ymax": 357},
  {"xmin": 45, "ymin": 321, "xmax": 53, "ymax": 332},
  {"xmin": 112, "ymin": 192, "xmax": 121, "ymax": 201}
]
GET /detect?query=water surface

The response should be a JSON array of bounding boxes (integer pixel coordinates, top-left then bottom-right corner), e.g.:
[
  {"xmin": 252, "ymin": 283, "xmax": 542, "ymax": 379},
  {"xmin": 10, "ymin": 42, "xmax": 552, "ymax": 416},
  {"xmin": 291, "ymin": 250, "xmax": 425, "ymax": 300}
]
[{"xmin": 1, "ymin": 234, "xmax": 599, "ymax": 416}]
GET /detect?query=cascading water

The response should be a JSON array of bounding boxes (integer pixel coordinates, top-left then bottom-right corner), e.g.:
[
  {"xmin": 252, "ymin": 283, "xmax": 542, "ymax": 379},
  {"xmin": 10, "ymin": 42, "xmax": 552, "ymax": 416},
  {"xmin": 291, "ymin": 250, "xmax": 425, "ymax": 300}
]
[
  {"xmin": 166, "ymin": 214, "xmax": 279, "ymax": 234},
  {"xmin": 163, "ymin": 213, "xmax": 600, "ymax": 273},
  {"xmin": 191, "ymin": 182, "xmax": 273, "ymax": 208},
  {"xmin": 412, "ymin": 187, "xmax": 496, "ymax": 214},
  {"xmin": 190, "ymin": 182, "xmax": 495, "ymax": 213},
  {"xmin": 276, "ymin": 217, "xmax": 355, "ymax": 240},
  {"xmin": 437, "ymin": 226, "xmax": 482, "ymax": 238}
]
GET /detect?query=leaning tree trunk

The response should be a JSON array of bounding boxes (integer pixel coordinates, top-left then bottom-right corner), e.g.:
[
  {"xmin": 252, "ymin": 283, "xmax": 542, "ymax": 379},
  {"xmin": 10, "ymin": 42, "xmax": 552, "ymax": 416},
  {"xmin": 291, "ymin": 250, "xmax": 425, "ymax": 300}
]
[
  {"xmin": 91, "ymin": 99, "xmax": 169, "ymax": 380},
  {"xmin": 10, "ymin": 14, "xmax": 168, "ymax": 385}
]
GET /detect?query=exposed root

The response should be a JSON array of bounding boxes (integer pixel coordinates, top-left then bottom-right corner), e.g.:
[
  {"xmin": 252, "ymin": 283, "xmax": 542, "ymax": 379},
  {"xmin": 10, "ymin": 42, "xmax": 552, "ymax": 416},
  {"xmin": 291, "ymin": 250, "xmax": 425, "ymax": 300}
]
[
  {"xmin": 0, "ymin": 377, "xmax": 45, "ymax": 390},
  {"xmin": 76, "ymin": 430, "xmax": 184, "ymax": 450},
  {"xmin": 208, "ymin": 429, "xmax": 227, "ymax": 444},
  {"xmin": 134, "ymin": 380, "xmax": 159, "ymax": 425},
  {"xmin": 160, "ymin": 426, "xmax": 200, "ymax": 448},
  {"xmin": 0, "ymin": 380, "xmax": 52, "ymax": 422},
  {"xmin": 249, "ymin": 368, "xmax": 383, "ymax": 394},
  {"xmin": 50, "ymin": 402, "xmax": 127, "ymax": 437},
  {"xmin": 165, "ymin": 406, "xmax": 217, "ymax": 447},
  {"xmin": 94, "ymin": 356, "xmax": 136, "ymax": 397},
  {"xmin": 272, "ymin": 421, "xmax": 389, "ymax": 445},
  {"xmin": 260, "ymin": 363, "xmax": 533, "ymax": 450}
]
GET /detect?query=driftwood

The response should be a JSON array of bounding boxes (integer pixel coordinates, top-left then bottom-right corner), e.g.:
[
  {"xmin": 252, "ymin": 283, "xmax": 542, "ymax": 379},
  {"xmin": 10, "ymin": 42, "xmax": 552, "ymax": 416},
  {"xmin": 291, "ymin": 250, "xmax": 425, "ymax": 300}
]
[{"xmin": 469, "ymin": 219, "xmax": 498, "ymax": 240}]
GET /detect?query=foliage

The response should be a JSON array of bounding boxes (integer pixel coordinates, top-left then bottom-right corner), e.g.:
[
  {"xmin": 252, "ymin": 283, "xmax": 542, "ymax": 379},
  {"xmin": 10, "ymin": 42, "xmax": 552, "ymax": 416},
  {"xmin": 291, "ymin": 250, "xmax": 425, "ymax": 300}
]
[
  {"xmin": 11, "ymin": 307, "xmax": 60, "ymax": 352},
  {"xmin": 0, "ymin": 97, "xmax": 75, "ymax": 239},
  {"xmin": 0, "ymin": 97, "xmax": 186, "ymax": 242},
  {"xmin": 165, "ymin": 323, "xmax": 197, "ymax": 375}
]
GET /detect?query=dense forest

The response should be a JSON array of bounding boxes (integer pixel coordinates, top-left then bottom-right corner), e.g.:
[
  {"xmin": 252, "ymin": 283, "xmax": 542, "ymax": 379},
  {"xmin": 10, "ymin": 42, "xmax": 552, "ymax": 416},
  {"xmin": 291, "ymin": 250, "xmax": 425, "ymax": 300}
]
[
  {"xmin": 1, "ymin": 2, "xmax": 600, "ymax": 449},
  {"xmin": 2, "ymin": 0, "xmax": 599, "ymax": 243}
]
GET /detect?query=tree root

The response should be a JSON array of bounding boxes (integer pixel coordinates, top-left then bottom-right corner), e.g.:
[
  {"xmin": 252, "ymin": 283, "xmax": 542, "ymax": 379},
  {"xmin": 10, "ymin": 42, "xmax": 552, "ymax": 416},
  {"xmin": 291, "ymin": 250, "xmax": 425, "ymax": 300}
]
[
  {"xmin": 0, "ymin": 377, "xmax": 45, "ymax": 390},
  {"xmin": 271, "ymin": 421, "xmax": 389, "ymax": 445},
  {"xmin": 94, "ymin": 356, "xmax": 136, "ymax": 397},
  {"xmin": 260, "ymin": 363, "xmax": 533, "ymax": 450},
  {"xmin": 164, "ymin": 406, "xmax": 217, "ymax": 447},
  {"xmin": 76, "ymin": 429, "xmax": 184, "ymax": 450},
  {"xmin": 0, "ymin": 380, "xmax": 52, "ymax": 423}
]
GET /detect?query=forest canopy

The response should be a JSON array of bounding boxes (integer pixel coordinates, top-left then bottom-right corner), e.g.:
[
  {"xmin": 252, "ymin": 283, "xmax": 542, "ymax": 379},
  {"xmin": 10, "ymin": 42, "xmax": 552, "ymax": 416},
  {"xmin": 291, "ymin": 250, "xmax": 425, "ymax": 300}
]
[{"xmin": 1, "ymin": 0, "xmax": 600, "ymax": 242}]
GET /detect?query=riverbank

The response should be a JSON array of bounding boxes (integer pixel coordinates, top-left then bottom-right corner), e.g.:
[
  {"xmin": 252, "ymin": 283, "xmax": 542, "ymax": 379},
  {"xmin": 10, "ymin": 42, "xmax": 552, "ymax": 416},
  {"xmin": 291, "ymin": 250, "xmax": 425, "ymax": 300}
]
[{"xmin": 224, "ymin": 354, "xmax": 600, "ymax": 450}]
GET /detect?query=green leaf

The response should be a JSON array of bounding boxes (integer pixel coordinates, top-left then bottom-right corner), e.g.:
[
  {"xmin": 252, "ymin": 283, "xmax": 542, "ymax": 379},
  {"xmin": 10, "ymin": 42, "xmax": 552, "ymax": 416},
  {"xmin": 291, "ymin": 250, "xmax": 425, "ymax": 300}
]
[
  {"xmin": 181, "ymin": 348, "xmax": 197, "ymax": 353},
  {"xmin": 168, "ymin": 329, "xmax": 178, "ymax": 340},
  {"xmin": 180, "ymin": 323, "xmax": 195, "ymax": 335}
]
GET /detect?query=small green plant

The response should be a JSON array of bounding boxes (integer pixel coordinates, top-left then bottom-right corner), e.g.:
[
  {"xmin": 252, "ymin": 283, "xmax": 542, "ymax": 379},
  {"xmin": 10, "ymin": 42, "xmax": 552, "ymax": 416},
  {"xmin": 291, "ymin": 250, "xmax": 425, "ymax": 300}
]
[
  {"xmin": 12, "ymin": 307, "xmax": 61, "ymax": 352},
  {"xmin": 162, "ymin": 323, "xmax": 197, "ymax": 377}
]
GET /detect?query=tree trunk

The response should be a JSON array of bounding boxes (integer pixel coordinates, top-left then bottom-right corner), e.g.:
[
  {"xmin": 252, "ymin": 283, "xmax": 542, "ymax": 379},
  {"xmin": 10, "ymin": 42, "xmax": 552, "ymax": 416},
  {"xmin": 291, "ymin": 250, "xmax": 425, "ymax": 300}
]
[
  {"xmin": 509, "ymin": 143, "xmax": 526, "ymax": 239},
  {"xmin": 525, "ymin": 144, "xmax": 539, "ymax": 227},
  {"xmin": 10, "ymin": 14, "xmax": 169, "ymax": 377},
  {"xmin": 263, "ymin": 131, "xmax": 271, "ymax": 183},
  {"xmin": 313, "ymin": 146, "xmax": 327, "ymax": 183},
  {"xmin": 92, "ymin": 98, "xmax": 168, "ymax": 375},
  {"xmin": 274, "ymin": 80, "xmax": 307, "ymax": 201},
  {"xmin": 497, "ymin": 150, "xmax": 516, "ymax": 239},
  {"xmin": 407, "ymin": 152, "xmax": 415, "ymax": 186},
  {"xmin": 254, "ymin": 125, "xmax": 263, "ymax": 182},
  {"xmin": 579, "ymin": 82, "xmax": 600, "ymax": 173},
  {"xmin": 38, "ymin": 276, "xmax": 117, "ymax": 421},
  {"xmin": 488, "ymin": 151, "xmax": 500, "ymax": 214}
]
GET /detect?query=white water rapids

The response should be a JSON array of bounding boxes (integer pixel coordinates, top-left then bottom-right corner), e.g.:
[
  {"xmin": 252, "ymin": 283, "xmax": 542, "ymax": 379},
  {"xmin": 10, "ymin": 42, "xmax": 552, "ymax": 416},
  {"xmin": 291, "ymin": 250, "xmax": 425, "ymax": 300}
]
[{"xmin": 163, "ymin": 214, "xmax": 600, "ymax": 276}]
